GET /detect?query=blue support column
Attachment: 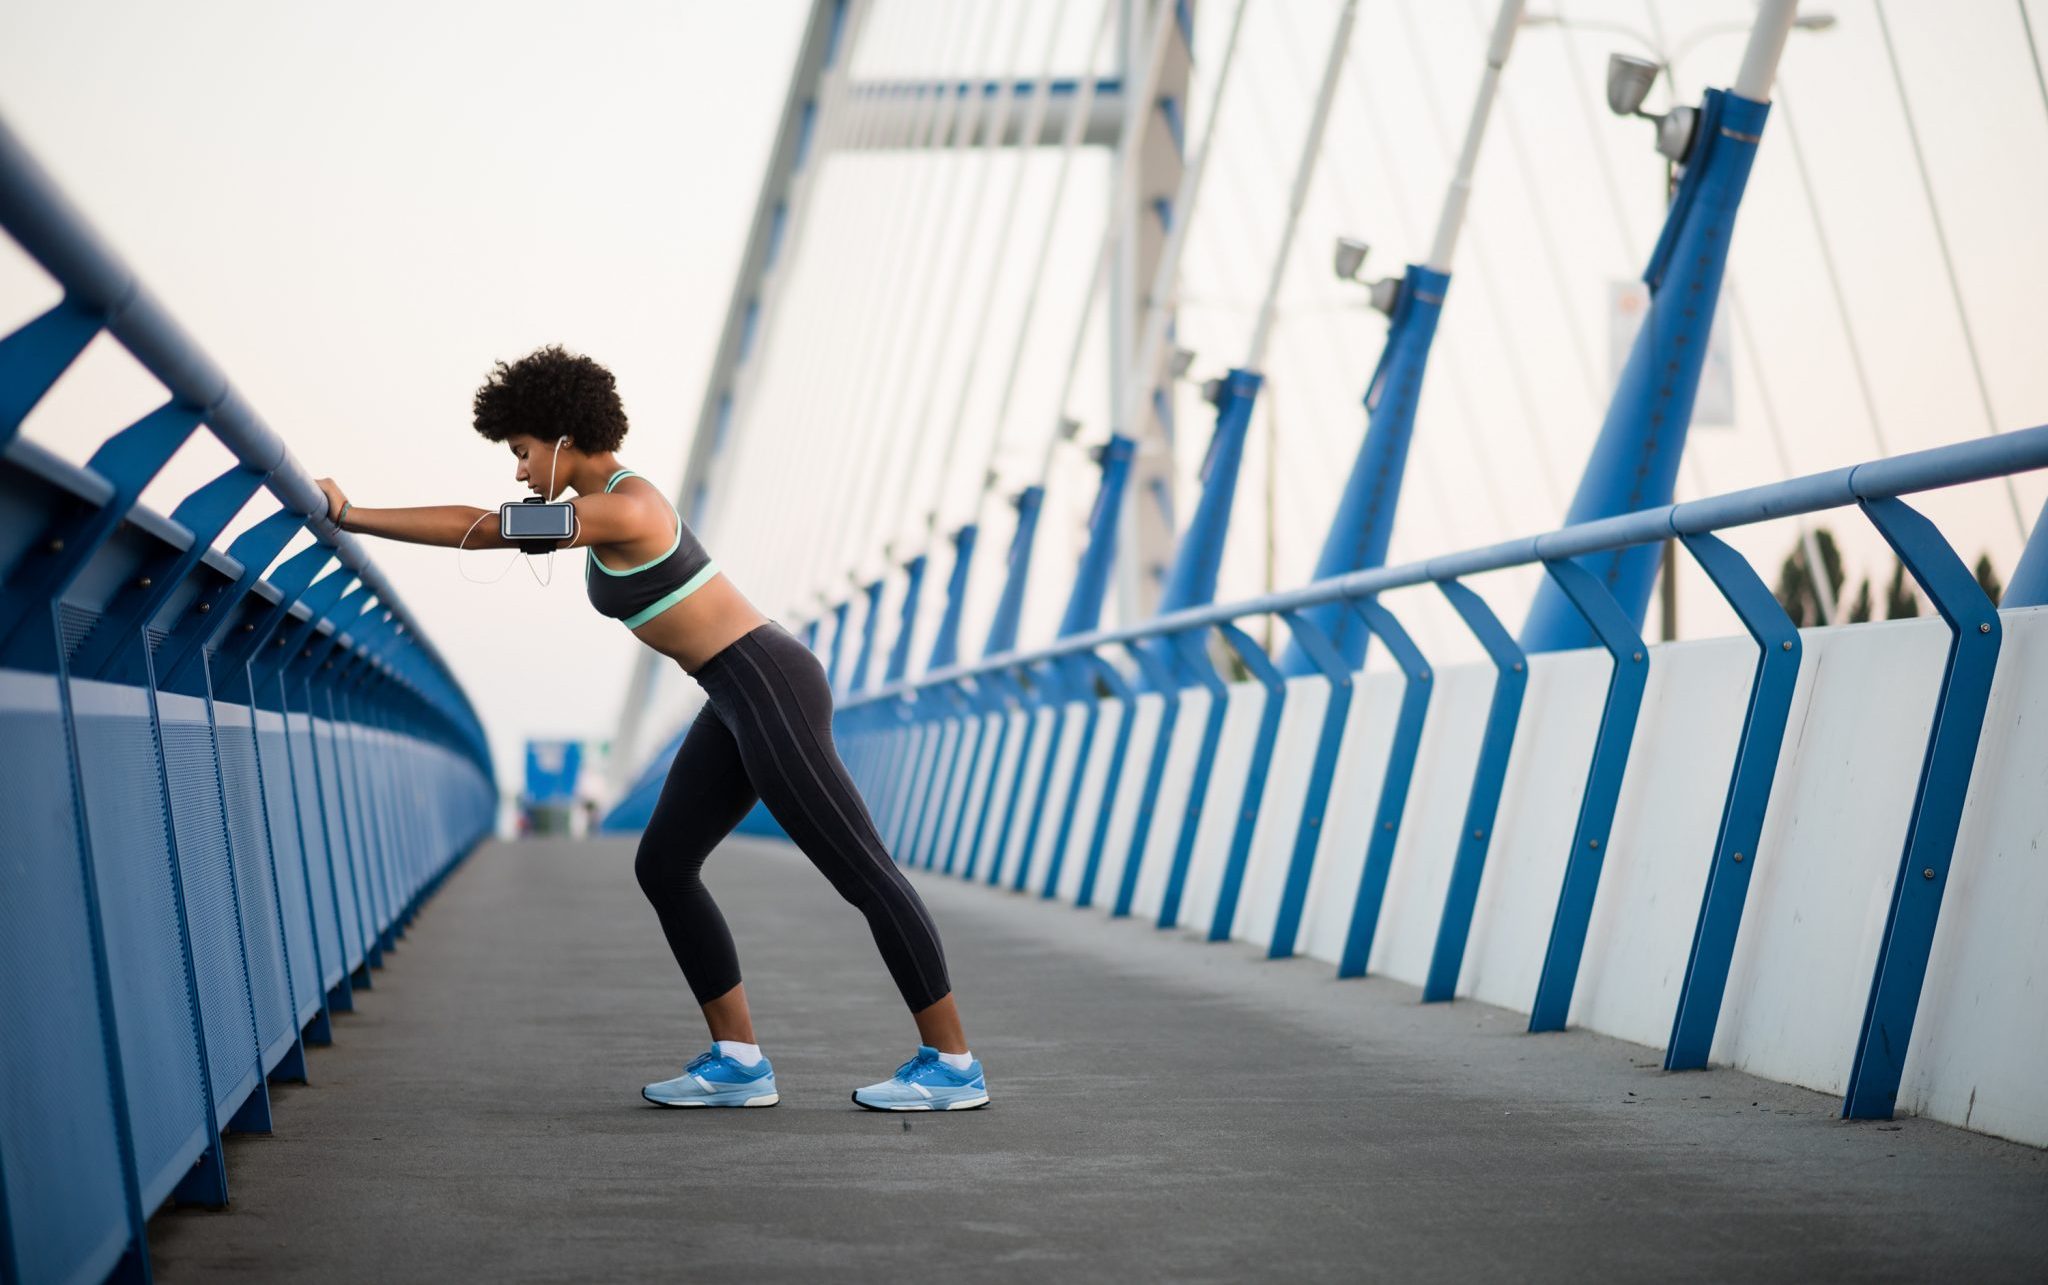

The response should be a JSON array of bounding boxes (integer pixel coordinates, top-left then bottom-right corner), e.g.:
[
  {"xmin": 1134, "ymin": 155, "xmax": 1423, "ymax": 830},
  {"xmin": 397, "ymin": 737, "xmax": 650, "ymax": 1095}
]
[
  {"xmin": 928, "ymin": 525, "xmax": 979, "ymax": 670},
  {"xmin": 883, "ymin": 555, "xmax": 926, "ymax": 684},
  {"xmin": 825, "ymin": 599, "xmax": 850, "ymax": 690},
  {"xmin": 1423, "ymin": 580, "xmax": 1528, "ymax": 1002},
  {"xmin": 1280, "ymin": 267, "xmax": 1450, "ymax": 675},
  {"xmin": 1842, "ymin": 496, "xmax": 2002, "ymax": 1120},
  {"xmin": 1523, "ymin": 91, "xmax": 1772, "ymax": 651},
  {"xmin": 1202, "ymin": 622, "xmax": 1287, "ymax": 941},
  {"xmin": 1330, "ymin": 601, "xmax": 1432, "ymax": 973},
  {"xmin": 1527, "ymin": 561, "xmax": 1651, "ymax": 1031},
  {"xmin": 1665, "ymin": 533, "xmax": 1801, "ymax": 1069},
  {"xmin": 1141, "ymin": 370, "xmax": 1260, "ymax": 687},
  {"xmin": 848, "ymin": 577, "xmax": 886, "ymax": 694},
  {"xmin": 2004, "ymin": 495, "xmax": 2048, "ymax": 607}
]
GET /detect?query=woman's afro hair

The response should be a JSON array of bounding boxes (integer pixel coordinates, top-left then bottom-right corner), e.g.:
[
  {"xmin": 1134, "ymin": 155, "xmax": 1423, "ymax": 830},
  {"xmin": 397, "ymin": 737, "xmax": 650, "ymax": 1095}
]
[{"xmin": 472, "ymin": 345, "xmax": 629, "ymax": 454}]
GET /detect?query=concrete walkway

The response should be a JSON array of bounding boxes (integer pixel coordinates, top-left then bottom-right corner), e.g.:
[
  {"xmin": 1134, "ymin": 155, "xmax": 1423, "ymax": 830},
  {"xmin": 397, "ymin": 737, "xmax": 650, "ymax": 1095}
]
[{"xmin": 150, "ymin": 836, "xmax": 2048, "ymax": 1282}]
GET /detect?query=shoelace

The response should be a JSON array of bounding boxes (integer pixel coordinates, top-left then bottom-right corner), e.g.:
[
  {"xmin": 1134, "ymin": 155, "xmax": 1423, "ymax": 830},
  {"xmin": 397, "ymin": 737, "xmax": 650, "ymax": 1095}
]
[
  {"xmin": 892, "ymin": 1051, "xmax": 947, "ymax": 1083},
  {"xmin": 681, "ymin": 1049, "xmax": 722, "ymax": 1077}
]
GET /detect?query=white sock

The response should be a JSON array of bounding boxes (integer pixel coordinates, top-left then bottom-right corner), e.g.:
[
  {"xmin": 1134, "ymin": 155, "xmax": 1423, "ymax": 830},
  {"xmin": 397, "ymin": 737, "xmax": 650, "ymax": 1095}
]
[
  {"xmin": 716, "ymin": 1039, "xmax": 763, "ymax": 1066},
  {"xmin": 935, "ymin": 1049, "xmax": 974, "ymax": 1072}
]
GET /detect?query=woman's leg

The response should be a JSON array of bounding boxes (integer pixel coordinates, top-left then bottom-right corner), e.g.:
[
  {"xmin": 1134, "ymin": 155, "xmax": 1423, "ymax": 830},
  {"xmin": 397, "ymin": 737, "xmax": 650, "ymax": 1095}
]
[
  {"xmin": 634, "ymin": 702, "xmax": 762, "ymax": 1042},
  {"xmin": 706, "ymin": 626, "xmax": 967, "ymax": 1050}
]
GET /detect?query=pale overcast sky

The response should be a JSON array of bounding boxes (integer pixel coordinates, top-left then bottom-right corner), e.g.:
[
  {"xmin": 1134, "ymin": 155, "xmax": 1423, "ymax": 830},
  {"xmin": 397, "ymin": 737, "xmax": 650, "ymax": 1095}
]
[{"xmin": 4, "ymin": 1, "xmax": 2045, "ymax": 791}]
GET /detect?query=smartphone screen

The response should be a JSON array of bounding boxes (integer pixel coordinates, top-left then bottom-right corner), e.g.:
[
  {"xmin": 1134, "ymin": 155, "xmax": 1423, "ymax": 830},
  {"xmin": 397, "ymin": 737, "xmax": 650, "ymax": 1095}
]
[{"xmin": 501, "ymin": 501, "xmax": 575, "ymax": 540}]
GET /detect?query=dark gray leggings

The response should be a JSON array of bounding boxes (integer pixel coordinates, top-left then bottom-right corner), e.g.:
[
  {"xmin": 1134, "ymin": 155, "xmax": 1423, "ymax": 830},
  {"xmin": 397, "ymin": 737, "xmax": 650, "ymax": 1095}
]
[{"xmin": 633, "ymin": 621, "xmax": 952, "ymax": 1012}]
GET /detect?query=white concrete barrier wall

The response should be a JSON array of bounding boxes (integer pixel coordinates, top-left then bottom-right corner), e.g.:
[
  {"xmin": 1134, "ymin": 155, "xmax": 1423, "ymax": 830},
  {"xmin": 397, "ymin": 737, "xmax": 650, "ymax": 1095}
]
[{"xmin": 878, "ymin": 607, "xmax": 2048, "ymax": 1147}]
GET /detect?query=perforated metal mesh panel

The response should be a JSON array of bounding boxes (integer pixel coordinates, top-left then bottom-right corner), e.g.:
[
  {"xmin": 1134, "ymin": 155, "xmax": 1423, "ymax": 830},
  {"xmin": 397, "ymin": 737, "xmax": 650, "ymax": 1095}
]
[
  {"xmin": 68, "ymin": 678, "xmax": 210, "ymax": 1211},
  {"xmin": 312, "ymin": 714, "xmax": 371, "ymax": 967},
  {"xmin": 212, "ymin": 705, "xmax": 295, "ymax": 1061},
  {"xmin": 289, "ymin": 708, "xmax": 359, "ymax": 977},
  {"xmin": 158, "ymin": 696, "xmax": 261, "ymax": 1118},
  {"xmin": 253, "ymin": 708, "xmax": 323, "ymax": 1018},
  {"xmin": 0, "ymin": 671, "xmax": 131, "ymax": 1284},
  {"xmin": 56, "ymin": 602, "xmax": 97, "ymax": 660}
]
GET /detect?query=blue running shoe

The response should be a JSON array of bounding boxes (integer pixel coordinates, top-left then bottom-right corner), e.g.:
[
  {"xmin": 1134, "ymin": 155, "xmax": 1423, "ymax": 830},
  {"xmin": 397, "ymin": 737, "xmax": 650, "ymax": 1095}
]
[
  {"xmin": 643, "ymin": 1047, "xmax": 779, "ymax": 1108},
  {"xmin": 851, "ymin": 1045, "xmax": 989, "ymax": 1111}
]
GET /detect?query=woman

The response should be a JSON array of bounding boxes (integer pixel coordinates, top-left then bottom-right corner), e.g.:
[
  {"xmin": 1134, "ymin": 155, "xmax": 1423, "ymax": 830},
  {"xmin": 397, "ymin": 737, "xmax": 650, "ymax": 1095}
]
[{"xmin": 316, "ymin": 345, "xmax": 987, "ymax": 1112}]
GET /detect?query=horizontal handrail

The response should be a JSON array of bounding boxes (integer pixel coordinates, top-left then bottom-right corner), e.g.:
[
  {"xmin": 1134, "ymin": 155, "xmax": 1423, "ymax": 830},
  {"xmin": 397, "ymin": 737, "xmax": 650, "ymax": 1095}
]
[
  {"xmin": 0, "ymin": 114, "xmax": 471, "ymax": 717},
  {"xmin": 845, "ymin": 422, "xmax": 2048, "ymax": 708}
]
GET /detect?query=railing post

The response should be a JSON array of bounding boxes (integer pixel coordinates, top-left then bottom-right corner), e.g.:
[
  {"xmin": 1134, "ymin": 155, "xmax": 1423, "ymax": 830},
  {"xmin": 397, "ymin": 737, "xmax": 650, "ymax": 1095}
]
[
  {"xmin": 1841, "ymin": 496, "xmax": 2002, "ymax": 1119},
  {"xmin": 1112, "ymin": 638, "xmax": 1185, "ymax": 917},
  {"xmin": 1331, "ymin": 600, "xmax": 1432, "ymax": 973},
  {"xmin": 1259, "ymin": 611, "xmax": 1356, "ymax": 952},
  {"xmin": 1423, "ymin": 580, "xmax": 1527, "ymax": 1002},
  {"xmin": 1665, "ymin": 533, "xmax": 1802, "ymax": 1069},
  {"xmin": 1154, "ymin": 629, "xmax": 1232, "ymax": 927},
  {"xmin": 1071, "ymin": 653, "xmax": 1139, "ymax": 910},
  {"xmin": 1527, "ymin": 561, "xmax": 1651, "ymax": 1032},
  {"xmin": 1202, "ymin": 621, "xmax": 1287, "ymax": 941}
]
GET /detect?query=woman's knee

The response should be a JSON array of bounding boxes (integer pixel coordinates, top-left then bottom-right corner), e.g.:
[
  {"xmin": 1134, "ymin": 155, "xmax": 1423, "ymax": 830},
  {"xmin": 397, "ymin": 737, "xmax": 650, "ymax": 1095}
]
[{"xmin": 635, "ymin": 838, "xmax": 697, "ymax": 899}]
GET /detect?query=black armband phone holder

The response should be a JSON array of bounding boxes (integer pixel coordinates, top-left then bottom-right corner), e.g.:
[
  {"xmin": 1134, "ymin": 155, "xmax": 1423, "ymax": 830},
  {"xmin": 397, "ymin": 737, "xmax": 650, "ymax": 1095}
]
[{"xmin": 500, "ymin": 497, "xmax": 575, "ymax": 555}]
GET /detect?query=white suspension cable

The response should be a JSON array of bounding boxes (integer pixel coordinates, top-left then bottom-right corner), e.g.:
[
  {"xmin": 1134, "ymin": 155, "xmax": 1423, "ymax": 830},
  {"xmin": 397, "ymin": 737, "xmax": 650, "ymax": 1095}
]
[
  {"xmin": 757, "ymin": 6, "xmax": 918, "ymax": 617},
  {"xmin": 1872, "ymin": 0, "xmax": 2027, "ymax": 538},
  {"xmin": 715, "ymin": 0, "xmax": 890, "ymax": 612},
  {"xmin": 796, "ymin": 2, "xmax": 980, "ymax": 605},
  {"xmin": 840, "ymin": 5, "xmax": 1011, "ymax": 586},
  {"xmin": 889, "ymin": 1, "xmax": 1047, "ymax": 560},
  {"xmin": 1243, "ymin": 0, "xmax": 1361, "ymax": 374},
  {"xmin": 978, "ymin": 0, "xmax": 1120, "ymax": 507},
  {"xmin": 917, "ymin": 0, "xmax": 1080, "ymax": 544},
  {"xmin": 1385, "ymin": 0, "xmax": 1563, "ymax": 513}
]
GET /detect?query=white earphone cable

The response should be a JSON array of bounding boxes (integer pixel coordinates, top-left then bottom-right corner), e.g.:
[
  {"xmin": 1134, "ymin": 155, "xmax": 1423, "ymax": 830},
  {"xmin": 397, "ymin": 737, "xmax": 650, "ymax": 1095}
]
[{"xmin": 456, "ymin": 434, "xmax": 569, "ymax": 586}]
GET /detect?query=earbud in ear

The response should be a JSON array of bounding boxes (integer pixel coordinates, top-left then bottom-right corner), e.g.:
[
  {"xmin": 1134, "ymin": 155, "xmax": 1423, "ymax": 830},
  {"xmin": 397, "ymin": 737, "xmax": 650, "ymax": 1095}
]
[{"xmin": 557, "ymin": 436, "xmax": 570, "ymax": 447}]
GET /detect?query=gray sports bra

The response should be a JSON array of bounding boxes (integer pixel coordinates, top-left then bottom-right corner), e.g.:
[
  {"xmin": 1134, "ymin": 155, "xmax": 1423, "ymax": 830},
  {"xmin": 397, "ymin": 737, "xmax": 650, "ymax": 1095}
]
[{"xmin": 583, "ymin": 469, "xmax": 719, "ymax": 629}]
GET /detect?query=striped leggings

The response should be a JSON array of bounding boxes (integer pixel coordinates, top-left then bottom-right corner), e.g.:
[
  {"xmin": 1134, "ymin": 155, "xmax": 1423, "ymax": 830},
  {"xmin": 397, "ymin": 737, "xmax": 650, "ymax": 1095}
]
[{"xmin": 633, "ymin": 621, "xmax": 953, "ymax": 1013}]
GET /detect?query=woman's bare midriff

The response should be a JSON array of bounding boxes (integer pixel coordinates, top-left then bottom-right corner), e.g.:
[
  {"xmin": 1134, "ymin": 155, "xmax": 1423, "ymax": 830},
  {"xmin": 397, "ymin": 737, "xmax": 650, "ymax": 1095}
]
[{"xmin": 626, "ymin": 574, "xmax": 771, "ymax": 673}]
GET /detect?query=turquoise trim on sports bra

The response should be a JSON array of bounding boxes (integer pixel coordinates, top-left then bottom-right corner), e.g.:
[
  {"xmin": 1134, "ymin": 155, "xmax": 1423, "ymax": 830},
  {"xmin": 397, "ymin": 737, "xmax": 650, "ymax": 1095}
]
[
  {"xmin": 619, "ymin": 560, "xmax": 722, "ymax": 630},
  {"xmin": 586, "ymin": 468, "xmax": 684, "ymax": 577}
]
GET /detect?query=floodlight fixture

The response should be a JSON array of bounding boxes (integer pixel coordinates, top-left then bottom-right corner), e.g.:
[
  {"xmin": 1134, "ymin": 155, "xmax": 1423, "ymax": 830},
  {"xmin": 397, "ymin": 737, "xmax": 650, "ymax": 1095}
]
[
  {"xmin": 1606, "ymin": 52, "xmax": 1660, "ymax": 116},
  {"xmin": 1605, "ymin": 52, "xmax": 1699, "ymax": 164}
]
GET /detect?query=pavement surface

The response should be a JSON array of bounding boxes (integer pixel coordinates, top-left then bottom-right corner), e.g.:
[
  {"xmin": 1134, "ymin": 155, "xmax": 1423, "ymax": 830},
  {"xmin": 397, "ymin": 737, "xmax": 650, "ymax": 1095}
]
[{"xmin": 149, "ymin": 835, "xmax": 2048, "ymax": 1283}]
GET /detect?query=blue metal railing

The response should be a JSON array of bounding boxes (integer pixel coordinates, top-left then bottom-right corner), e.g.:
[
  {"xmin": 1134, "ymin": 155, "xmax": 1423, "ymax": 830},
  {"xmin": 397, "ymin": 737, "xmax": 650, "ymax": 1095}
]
[
  {"xmin": 837, "ymin": 423, "xmax": 2048, "ymax": 1129},
  {"xmin": 0, "ymin": 114, "xmax": 495, "ymax": 1283}
]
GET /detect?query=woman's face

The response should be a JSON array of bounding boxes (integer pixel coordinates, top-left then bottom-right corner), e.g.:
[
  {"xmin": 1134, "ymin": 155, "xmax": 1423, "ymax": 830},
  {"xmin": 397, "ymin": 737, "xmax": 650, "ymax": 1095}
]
[{"xmin": 507, "ymin": 433, "xmax": 574, "ymax": 500}]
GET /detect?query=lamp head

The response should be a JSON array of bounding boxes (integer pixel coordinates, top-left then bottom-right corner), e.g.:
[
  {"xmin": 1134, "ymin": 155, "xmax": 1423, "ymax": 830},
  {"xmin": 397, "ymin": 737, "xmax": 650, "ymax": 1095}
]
[{"xmin": 1606, "ymin": 52, "xmax": 1660, "ymax": 117}]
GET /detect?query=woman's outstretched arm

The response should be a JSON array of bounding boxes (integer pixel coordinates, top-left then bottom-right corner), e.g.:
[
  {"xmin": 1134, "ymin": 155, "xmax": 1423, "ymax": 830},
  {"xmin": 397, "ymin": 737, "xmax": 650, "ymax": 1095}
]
[{"xmin": 316, "ymin": 477, "xmax": 515, "ymax": 549}]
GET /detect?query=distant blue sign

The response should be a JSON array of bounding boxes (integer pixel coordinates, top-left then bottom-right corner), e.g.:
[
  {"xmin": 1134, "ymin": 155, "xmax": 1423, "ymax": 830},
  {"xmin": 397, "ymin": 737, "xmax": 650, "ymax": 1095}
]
[{"xmin": 523, "ymin": 739, "xmax": 584, "ymax": 804}]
